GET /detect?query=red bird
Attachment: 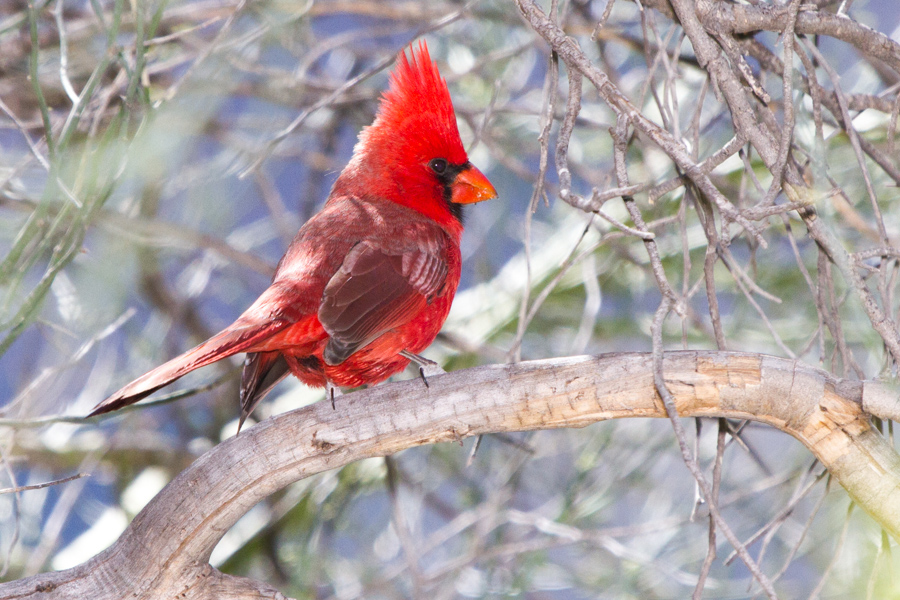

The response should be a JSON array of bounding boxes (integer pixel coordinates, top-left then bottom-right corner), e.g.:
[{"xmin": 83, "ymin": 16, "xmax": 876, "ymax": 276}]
[{"xmin": 89, "ymin": 41, "xmax": 496, "ymax": 428}]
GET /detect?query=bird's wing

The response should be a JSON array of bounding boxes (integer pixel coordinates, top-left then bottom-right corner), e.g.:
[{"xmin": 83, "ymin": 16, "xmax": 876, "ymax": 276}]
[{"xmin": 318, "ymin": 239, "xmax": 448, "ymax": 365}]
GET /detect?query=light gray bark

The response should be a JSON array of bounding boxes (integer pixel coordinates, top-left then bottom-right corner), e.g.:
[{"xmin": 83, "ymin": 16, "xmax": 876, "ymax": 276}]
[{"xmin": 2, "ymin": 351, "xmax": 898, "ymax": 599}]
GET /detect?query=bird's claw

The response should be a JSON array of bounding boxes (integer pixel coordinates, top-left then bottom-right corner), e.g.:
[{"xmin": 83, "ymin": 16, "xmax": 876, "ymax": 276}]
[
  {"xmin": 326, "ymin": 381, "xmax": 342, "ymax": 409},
  {"xmin": 399, "ymin": 350, "xmax": 445, "ymax": 388}
]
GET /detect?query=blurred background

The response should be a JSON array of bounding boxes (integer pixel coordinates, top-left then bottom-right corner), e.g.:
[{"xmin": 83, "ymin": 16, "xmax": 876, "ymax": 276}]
[{"xmin": 2, "ymin": 0, "xmax": 900, "ymax": 597}]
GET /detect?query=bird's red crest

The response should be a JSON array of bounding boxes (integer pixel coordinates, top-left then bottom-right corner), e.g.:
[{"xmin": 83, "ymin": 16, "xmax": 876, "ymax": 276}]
[
  {"xmin": 351, "ymin": 41, "xmax": 468, "ymax": 182},
  {"xmin": 375, "ymin": 41, "xmax": 465, "ymax": 160}
]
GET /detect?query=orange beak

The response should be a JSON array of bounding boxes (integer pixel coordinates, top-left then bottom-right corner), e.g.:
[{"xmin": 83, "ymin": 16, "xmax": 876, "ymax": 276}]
[{"xmin": 450, "ymin": 164, "xmax": 497, "ymax": 204}]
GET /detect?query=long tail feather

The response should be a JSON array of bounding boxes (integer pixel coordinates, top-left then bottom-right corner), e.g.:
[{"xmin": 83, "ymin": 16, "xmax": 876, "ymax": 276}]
[{"xmin": 88, "ymin": 321, "xmax": 288, "ymax": 417}]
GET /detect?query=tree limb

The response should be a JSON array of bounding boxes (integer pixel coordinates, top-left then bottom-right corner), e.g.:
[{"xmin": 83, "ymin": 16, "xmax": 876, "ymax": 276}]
[{"xmin": 1, "ymin": 351, "xmax": 898, "ymax": 599}]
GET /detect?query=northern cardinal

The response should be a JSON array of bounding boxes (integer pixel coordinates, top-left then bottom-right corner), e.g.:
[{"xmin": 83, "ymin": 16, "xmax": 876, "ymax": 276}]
[{"xmin": 89, "ymin": 41, "xmax": 496, "ymax": 428}]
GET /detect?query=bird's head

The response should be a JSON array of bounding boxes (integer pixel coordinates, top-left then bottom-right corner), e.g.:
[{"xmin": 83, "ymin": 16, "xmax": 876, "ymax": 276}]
[{"xmin": 336, "ymin": 40, "xmax": 496, "ymax": 237}]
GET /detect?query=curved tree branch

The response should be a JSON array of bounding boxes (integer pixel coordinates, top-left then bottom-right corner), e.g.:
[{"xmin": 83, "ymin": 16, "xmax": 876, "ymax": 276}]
[
  {"xmin": 702, "ymin": 1, "xmax": 900, "ymax": 76},
  {"xmin": 2, "ymin": 351, "xmax": 898, "ymax": 599},
  {"xmin": 637, "ymin": 0, "xmax": 900, "ymax": 77}
]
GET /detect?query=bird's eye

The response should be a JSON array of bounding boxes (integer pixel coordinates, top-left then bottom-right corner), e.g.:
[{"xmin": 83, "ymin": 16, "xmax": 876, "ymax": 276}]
[{"xmin": 429, "ymin": 158, "xmax": 448, "ymax": 174}]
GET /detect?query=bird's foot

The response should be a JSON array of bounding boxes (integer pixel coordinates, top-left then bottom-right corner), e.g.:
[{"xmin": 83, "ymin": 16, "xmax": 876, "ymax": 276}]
[
  {"xmin": 326, "ymin": 381, "xmax": 343, "ymax": 409},
  {"xmin": 399, "ymin": 350, "xmax": 445, "ymax": 388}
]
